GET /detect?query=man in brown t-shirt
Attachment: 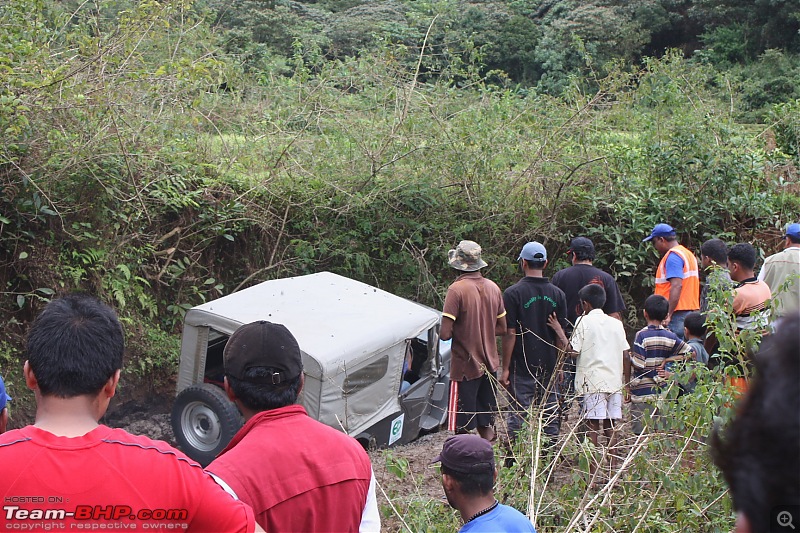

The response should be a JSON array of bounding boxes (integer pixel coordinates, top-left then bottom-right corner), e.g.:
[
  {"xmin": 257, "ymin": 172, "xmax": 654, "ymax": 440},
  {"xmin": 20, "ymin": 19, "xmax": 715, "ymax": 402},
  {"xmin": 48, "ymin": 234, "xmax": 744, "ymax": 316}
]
[{"xmin": 440, "ymin": 240, "xmax": 507, "ymax": 442}]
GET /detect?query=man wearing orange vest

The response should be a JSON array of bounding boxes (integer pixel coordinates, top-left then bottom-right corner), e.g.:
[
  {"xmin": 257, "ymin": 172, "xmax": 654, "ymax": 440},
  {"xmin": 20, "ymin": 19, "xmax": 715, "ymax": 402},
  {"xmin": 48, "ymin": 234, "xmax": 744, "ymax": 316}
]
[{"xmin": 643, "ymin": 223, "xmax": 700, "ymax": 339}]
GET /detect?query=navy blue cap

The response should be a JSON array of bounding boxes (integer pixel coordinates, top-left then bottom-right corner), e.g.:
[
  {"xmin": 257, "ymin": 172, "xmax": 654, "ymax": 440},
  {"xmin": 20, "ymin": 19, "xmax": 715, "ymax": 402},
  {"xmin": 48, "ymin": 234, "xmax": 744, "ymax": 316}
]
[{"xmin": 643, "ymin": 223, "xmax": 677, "ymax": 242}]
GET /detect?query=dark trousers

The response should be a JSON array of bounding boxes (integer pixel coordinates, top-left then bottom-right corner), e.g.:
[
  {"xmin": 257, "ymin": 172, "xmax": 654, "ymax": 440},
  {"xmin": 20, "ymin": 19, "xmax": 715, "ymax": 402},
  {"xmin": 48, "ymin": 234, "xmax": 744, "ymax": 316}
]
[{"xmin": 506, "ymin": 369, "xmax": 560, "ymax": 441}]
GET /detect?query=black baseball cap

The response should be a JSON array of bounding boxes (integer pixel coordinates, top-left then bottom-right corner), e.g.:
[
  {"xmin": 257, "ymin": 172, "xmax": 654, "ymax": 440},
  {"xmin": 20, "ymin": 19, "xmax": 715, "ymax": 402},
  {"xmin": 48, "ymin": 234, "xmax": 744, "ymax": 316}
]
[
  {"xmin": 223, "ymin": 321, "xmax": 303, "ymax": 385},
  {"xmin": 568, "ymin": 236, "xmax": 595, "ymax": 255}
]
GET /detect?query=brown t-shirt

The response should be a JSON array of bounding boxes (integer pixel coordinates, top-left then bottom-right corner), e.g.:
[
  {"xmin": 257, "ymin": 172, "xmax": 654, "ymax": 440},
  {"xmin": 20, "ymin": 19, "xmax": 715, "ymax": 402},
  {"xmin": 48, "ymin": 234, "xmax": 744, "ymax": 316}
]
[{"xmin": 443, "ymin": 272, "xmax": 506, "ymax": 380}]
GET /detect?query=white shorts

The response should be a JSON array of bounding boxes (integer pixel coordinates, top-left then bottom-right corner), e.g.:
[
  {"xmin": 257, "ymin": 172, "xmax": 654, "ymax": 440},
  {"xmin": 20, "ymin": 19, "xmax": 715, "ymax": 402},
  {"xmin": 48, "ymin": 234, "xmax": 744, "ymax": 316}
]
[{"xmin": 581, "ymin": 392, "xmax": 622, "ymax": 420}]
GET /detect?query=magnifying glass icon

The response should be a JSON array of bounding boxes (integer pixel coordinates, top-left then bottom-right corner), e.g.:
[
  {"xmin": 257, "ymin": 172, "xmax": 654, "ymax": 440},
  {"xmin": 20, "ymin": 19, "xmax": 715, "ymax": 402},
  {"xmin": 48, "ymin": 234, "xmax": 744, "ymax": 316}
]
[{"xmin": 778, "ymin": 511, "xmax": 796, "ymax": 530}]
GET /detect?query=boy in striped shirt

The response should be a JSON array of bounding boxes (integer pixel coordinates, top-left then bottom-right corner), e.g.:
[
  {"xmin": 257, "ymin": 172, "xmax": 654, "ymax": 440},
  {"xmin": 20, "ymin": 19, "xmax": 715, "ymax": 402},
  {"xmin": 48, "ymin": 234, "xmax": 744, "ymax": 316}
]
[{"xmin": 625, "ymin": 295, "xmax": 692, "ymax": 434}]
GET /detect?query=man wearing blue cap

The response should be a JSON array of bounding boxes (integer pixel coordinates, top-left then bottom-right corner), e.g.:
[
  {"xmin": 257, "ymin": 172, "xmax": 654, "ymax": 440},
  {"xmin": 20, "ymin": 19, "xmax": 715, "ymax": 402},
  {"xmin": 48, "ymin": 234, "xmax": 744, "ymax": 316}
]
[
  {"xmin": 643, "ymin": 223, "xmax": 700, "ymax": 339},
  {"xmin": 0, "ymin": 374, "xmax": 10, "ymax": 434},
  {"xmin": 758, "ymin": 223, "xmax": 800, "ymax": 328},
  {"xmin": 501, "ymin": 242, "xmax": 568, "ymax": 443}
]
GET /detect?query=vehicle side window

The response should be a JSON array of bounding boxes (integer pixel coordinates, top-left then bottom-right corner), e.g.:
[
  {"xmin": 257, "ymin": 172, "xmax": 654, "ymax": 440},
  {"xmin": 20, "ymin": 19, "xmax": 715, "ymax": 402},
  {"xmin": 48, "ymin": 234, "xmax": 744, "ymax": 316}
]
[
  {"xmin": 343, "ymin": 355, "xmax": 389, "ymax": 396},
  {"xmin": 204, "ymin": 329, "xmax": 229, "ymax": 386}
]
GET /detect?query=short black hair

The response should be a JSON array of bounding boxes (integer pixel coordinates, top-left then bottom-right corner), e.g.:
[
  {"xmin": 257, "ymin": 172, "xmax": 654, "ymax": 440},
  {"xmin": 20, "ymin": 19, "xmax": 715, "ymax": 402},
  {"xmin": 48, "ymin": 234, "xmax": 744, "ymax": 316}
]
[
  {"xmin": 578, "ymin": 283, "xmax": 606, "ymax": 310},
  {"xmin": 728, "ymin": 243, "xmax": 757, "ymax": 271},
  {"xmin": 789, "ymin": 235, "xmax": 800, "ymax": 245},
  {"xmin": 26, "ymin": 294, "xmax": 124, "ymax": 398},
  {"xmin": 701, "ymin": 238, "xmax": 728, "ymax": 265},
  {"xmin": 644, "ymin": 295, "xmax": 669, "ymax": 322},
  {"xmin": 683, "ymin": 312, "xmax": 706, "ymax": 337},
  {"xmin": 712, "ymin": 314, "xmax": 800, "ymax": 530},
  {"xmin": 226, "ymin": 367, "xmax": 301, "ymax": 411},
  {"xmin": 523, "ymin": 259, "xmax": 547, "ymax": 270},
  {"xmin": 441, "ymin": 464, "xmax": 494, "ymax": 497}
]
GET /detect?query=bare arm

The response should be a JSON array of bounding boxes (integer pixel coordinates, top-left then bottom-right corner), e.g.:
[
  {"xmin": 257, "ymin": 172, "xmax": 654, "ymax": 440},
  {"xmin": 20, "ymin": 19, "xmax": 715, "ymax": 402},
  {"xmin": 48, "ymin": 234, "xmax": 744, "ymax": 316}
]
[
  {"xmin": 500, "ymin": 328, "xmax": 515, "ymax": 388},
  {"xmin": 547, "ymin": 312, "xmax": 569, "ymax": 351},
  {"xmin": 440, "ymin": 316, "xmax": 454, "ymax": 341},
  {"xmin": 623, "ymin": 350, "xmax": 631, "ymax": 402},
  {"xmin": 609, "ymin": 311, "xmax": 623, "ymax": 321},
  {"xmin": 495, "ymin": 314, "xmax": 507, "ymax": 337},
  {"xmin": 0, "ymin": 407, "xmax": 6, "ymax": 434},
  {"xmin": 666, "ymin": 278, "xmax": 682, "ymax": 323}
]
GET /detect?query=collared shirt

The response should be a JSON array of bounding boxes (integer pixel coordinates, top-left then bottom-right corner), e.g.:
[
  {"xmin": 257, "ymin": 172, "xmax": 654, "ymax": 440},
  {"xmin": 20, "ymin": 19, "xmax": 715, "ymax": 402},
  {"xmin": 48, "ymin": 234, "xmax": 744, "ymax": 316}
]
[
  {"xmin": 732, "ymin": 277, "xmax": 772, "ymax": 330},
  {"xmin": 551, "ymin": 264, "xmax": 626, "ymax": 330},
  {"xmin": 503, "ymin": 276, "xmax": 568, "ymax": 377},
  {"xmin": 758, "ymin": 247, "xmax": 800, "ymax": 317},
  {"xmin": 443, "ymin": 272, "xmax": 506, "ymax": 380},
  {"xmin": 571, "ymin": 309, "xmax": 630, "ymax": 394},
  {"xmin": 630, "ymin": 325, "xmax": 692, "ymax": 401},
  {"xmin": 208, "ymin": 404, "xmax": 378, "ymax": 532}
]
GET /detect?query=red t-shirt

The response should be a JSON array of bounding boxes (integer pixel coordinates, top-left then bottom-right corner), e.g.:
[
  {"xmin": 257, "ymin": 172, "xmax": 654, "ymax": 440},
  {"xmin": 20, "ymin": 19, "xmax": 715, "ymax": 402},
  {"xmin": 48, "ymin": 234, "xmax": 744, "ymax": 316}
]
[
  {"xmin": 208, "ymin": 404, "xmax": 373, "ymax": 532},
  {"xmin": 0, "ymin": 425, "xmax": 255, "ymax": 532}
]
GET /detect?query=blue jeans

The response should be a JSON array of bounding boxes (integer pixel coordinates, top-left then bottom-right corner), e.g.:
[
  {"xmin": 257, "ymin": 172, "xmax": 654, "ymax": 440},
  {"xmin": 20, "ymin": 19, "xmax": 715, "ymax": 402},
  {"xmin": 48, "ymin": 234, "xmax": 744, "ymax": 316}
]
[
  {"xmin": 668, "ymin": 310, "xmax": 692, "ymax": 339},
  {"xmin": 506, "ymin": 369, "xmax": 560, "ymax": 441}
]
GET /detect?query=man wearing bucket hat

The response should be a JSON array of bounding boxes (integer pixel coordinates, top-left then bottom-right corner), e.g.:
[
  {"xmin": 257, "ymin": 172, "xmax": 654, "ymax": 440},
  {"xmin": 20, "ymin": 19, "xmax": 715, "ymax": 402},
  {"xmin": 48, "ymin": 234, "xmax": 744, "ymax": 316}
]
[
  {"xmin": 501, "ymin": 242, "xmax": 568, "ymax": 443},
  {"xmin": 758, "ymin": 223, "xmax": 800, "ymax": 328},
  {"xmin": 434, "ymin": 434, "xmax": 536, "ymax": 532},
  {"xmin": 643, "ymin": 223, "xmax": 700, "ymax": 339},
  {"xmin": 206, "ymin": 321, "xmax": 380, "ymax": 532},
  {"xmin": 0, "ymin": 374, "xmax": 10, "ymax": 433},
  {"xmin": 440, "ymin": 240, "xmax": 507, "ymax": 442}
]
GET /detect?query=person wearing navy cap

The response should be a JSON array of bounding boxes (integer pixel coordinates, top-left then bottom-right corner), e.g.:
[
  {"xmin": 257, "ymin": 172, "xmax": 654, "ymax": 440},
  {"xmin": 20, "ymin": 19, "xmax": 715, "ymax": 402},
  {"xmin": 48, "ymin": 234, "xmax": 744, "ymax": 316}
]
[
  {"xmin": 643, "ymin": 223, "xmax": 700, "ymax": 339},
  {"xmin": 434, "ymin": 434, "xmax": 536, "ymax": 532},
  {"xmin": 0, "ymin": 374, "xmax": 10, "ymax": 433},
  {"xmin": 758, "ymin": 223, "xmax": 800, "ymax": 328}
]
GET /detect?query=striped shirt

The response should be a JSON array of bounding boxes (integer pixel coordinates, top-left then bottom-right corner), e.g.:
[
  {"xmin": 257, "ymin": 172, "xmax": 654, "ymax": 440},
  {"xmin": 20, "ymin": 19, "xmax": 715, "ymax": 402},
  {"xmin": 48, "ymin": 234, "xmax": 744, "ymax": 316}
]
[
  {"xmin": 630, "ymin": 325, "xmax": 692, "ymax": 402},
  {"xmin": 732, "ymin": 277, "xmax": 772, "ymax": 330}
]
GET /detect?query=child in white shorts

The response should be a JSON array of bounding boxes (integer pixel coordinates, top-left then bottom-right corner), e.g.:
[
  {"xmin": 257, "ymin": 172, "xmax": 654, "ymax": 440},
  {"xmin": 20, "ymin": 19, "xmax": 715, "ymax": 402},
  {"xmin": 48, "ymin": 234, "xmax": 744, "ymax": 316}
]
[{"xmin": 563, "ymin": 284, "xmax": 630, "ymax": 476}]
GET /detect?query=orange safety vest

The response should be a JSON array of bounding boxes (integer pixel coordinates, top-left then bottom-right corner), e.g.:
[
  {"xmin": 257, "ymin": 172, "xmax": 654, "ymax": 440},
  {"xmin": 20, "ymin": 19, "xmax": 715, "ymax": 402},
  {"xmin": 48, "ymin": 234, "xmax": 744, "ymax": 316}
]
[{"xmin": 655, "ymin": 244, "xmax": 700, "ymax": 311}]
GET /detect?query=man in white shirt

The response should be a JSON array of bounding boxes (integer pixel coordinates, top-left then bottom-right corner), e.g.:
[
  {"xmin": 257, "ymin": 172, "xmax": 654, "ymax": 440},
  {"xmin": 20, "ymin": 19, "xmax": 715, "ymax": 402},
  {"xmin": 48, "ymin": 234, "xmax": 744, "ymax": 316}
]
[{"xmin": 758, "ymin": 223, "xmax": 800, "ymax": 328}]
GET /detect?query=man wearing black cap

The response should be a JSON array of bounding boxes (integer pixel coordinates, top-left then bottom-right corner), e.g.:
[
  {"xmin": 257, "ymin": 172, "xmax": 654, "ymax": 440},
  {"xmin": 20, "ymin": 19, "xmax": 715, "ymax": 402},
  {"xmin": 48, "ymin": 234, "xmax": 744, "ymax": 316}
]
[
  {"xmin": 551, "ymin": 237, "xmax": 626, "ymax": 409},
  {"xmin": 434, "ymin": 434, "xmax": 536, "ymax": 532},
  {"xmin": 643, "ymin": 223, "xmax": 700, "ymax": 339},
  {"xmin": 206, "ymin": 321, "xmax": 380, "ymax": 532},
  {"xmin": 552, "ymin": 236, "xmax": 626, "ymax": 329}
]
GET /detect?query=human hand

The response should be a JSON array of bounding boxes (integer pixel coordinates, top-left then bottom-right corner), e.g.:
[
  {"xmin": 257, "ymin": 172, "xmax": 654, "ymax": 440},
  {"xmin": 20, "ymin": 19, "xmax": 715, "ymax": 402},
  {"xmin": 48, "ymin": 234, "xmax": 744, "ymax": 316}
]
[
  {"xmin": 500, "ymin": 369, "xmax": 510, "ymax": 390},
  {"xmin": 547, "ymin": 313, "xmax": 564, "ymax": 335},
  {"xmin": 623, "ymin": 387, "xmax": 631, "ymax": 404}
]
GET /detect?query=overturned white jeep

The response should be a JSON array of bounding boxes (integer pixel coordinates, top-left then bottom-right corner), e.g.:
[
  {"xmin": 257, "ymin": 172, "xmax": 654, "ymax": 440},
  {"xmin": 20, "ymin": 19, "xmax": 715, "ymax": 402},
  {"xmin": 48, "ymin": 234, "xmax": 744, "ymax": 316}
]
[{"xmin": 171, "ymin": 271, "xmax": 452, "ymax": 465}]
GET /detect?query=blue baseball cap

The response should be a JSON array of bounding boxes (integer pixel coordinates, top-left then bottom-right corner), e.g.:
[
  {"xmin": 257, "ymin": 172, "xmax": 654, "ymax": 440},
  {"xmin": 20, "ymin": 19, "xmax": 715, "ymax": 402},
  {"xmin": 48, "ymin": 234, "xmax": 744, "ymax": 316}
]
[
  {"xmin": 785, "ymin": 223, "xmax": 800, "ymax": 239},
  {"xmin": 643, "ymin": 223, "xmax": 677, "ymax": 242},
  {"xmin": 0, "ymin": 375, "xmax": 10, "ymax": 411},
  {"xmin": 518, "ymin": 241, "xmax": 547, "ymax": 261}
]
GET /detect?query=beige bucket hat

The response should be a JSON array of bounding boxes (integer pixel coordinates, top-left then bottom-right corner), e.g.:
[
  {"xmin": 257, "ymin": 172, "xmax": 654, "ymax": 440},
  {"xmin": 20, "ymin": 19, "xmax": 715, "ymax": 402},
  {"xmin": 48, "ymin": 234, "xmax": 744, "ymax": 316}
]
[{"xmin": 448, "ymin": 240, "xmax": 488, "ymax": 272}]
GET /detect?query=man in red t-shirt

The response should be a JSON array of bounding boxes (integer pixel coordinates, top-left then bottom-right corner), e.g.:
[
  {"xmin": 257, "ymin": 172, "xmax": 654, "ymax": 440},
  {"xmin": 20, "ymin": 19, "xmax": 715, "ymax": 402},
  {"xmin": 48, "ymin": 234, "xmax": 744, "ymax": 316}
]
[
  {"xmin": 206, "ymin": 321, "xmax": 380, "ymax": 532},
  {"xmin": 0, "ymin": 294, "xmax": 260, "ymax": 533},
  {"xmin": 440, "ymin": 240, "xmax": 507, "ymax": 442}
]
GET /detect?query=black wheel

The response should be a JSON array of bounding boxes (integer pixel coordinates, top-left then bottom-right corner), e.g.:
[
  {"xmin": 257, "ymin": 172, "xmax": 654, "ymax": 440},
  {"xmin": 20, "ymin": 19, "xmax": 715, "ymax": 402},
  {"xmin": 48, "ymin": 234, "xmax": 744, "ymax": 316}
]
[{"xmin": 171, "ymin": 383, "xmax": 242, "ymax": 466}]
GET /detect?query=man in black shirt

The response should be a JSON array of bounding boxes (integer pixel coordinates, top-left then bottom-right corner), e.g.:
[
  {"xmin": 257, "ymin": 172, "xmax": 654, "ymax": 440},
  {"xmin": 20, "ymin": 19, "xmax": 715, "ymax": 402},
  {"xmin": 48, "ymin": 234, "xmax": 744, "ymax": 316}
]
[
  {"xmin": 551, "ymin": 237, "xmax": 626, "ymax": 329},
  {"xmin": 501, "ymin": 242, "xmax": 568, "ymax": 442},
  {"xmin": 551, "ymin": 237, "xmax": 627, "ymax": 409}
]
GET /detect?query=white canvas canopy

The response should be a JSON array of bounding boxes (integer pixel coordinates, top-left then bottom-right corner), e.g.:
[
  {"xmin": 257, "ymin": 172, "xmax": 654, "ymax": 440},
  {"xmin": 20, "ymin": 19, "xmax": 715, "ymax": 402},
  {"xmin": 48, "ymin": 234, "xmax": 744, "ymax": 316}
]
[{"xmin": 178, "ymin": 271, "xmax": 440, "ymax": 436}]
